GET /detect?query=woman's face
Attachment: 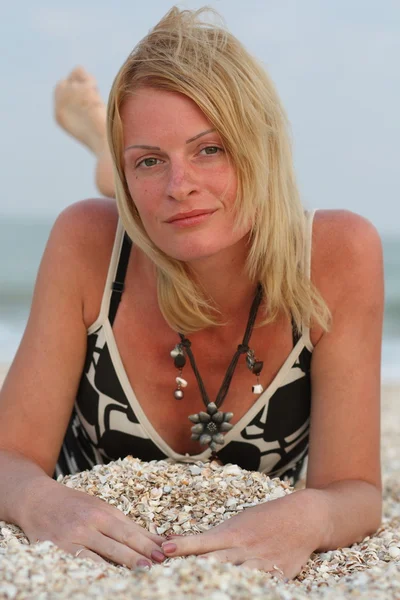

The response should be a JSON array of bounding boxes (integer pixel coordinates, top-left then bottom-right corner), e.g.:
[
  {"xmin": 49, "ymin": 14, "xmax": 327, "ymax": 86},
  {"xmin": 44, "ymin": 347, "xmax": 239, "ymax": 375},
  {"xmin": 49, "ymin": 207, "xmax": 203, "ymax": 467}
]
[{"xmin": 121, "ymin": 87, "xmax": 250, "ymax": 263}]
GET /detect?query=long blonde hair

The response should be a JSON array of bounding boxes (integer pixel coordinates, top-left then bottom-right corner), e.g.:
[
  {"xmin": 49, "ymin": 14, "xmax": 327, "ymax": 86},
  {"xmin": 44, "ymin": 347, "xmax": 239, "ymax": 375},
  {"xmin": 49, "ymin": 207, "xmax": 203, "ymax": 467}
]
[{"xmin": 107, "ymin": 6, "xmax": 330, "ymax": 334}]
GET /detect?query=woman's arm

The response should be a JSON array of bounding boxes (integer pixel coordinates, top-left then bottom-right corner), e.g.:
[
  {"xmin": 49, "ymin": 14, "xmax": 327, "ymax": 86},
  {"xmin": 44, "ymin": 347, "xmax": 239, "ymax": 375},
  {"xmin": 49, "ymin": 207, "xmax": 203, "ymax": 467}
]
[
  {"xmin": 304, "ymin": 209, "xmax": 383, "ymax": 548},
  {"xmin": 0, "ymin": 203, "xmax": 90, "ymax": 477},
  {"xmin": 0, "ymin": 201, "xmax": 164, "ymax": 567}
]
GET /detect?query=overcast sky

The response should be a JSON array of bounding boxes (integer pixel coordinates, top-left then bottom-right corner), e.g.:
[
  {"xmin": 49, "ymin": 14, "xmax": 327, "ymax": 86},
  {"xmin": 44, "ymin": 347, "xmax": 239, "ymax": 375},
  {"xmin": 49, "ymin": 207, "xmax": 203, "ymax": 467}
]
[{"xmin": 1, "ymin": 0, "xmax": 399, "ymax": 234}]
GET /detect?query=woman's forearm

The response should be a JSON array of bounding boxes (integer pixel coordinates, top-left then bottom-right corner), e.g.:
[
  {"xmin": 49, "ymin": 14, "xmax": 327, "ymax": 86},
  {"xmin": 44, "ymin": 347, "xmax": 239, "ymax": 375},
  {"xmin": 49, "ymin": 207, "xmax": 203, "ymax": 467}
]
[
  {"xmin": 302, "ymin": 480, "xmax": 382, "ymax": 552},
  {"xmin": 0, "ymin": 449, "xmax": 53, "ymax": 526}
]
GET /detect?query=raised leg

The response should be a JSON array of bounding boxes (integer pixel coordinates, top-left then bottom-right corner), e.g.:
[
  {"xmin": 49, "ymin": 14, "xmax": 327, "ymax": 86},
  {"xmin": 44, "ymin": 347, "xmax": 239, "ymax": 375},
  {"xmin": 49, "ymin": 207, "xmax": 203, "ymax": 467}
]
[{"xmin": 54, "ymin": 67, "xmax": 115, "ymax": 198}]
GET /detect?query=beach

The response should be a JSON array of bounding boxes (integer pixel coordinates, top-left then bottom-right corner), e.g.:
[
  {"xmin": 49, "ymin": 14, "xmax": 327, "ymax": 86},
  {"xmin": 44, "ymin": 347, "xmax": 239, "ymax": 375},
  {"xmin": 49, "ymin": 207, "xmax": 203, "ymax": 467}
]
[{"xmin": 0, "ymin": 362, "xmax": 399, "ymax": 598}]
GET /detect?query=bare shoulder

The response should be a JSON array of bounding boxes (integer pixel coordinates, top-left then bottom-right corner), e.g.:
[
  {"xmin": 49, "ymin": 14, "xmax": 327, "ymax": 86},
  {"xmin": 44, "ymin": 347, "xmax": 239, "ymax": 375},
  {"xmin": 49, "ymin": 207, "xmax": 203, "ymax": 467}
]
[
  {"xmin": 313, "ymin": 209, "xmax": 382, "ymax": 262},
  {"xmin": 310, "ymin": 209, "xmax": 384, "ymax": 344},
  {"xmin": 49, "ymin": 198, "xmax": 119, "ymax": 326},
  {"xmin": 52, "ymin": 197, "xmax": 118, "ymax": 253},
  {"xmin": 312, "ymin": 209, "xmax": 383, "ymax": 296}
]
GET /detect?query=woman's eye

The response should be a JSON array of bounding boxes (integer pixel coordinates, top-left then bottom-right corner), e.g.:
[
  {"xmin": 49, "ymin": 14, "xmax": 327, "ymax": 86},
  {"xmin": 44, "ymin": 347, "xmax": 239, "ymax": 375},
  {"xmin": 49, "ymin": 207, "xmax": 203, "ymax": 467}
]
[
  {"xmin": 200, "ymin": 146, "xmax": 221, "ymax": 155},
  {"xmin": 137, "ymin": 157, "xmax": 161, "ymax": 168}
]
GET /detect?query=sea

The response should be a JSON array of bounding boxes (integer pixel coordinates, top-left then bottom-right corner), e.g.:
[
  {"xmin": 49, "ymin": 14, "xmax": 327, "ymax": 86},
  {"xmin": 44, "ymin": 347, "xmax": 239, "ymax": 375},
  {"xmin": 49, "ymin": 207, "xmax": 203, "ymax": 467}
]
[{"xmin": 0, "ymin": 216, "xmax": 399, "ymax": 382}]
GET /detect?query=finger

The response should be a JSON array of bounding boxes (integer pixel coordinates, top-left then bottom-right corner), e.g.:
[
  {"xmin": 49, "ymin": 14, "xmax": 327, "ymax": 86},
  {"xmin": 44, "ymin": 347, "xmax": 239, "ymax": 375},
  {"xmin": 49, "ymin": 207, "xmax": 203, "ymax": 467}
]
[
  {"xmin": 241, "ymin": 558, "xmax": 267, "ymax": 572},
  {"xmin": 147, "ymin": 533, "xmax": 165, "ymax": 546},
  {"xmin": 98, "ymin": 517, "xmax": 165, "ymax": 563},
  {"xmin": 72, "ymin": 546, "xmax": 109, "ymax": 566},
  {"xmin": 111, "ymin": 510, "xmax": 164, "ymax": 545},
  {"xmin": 198, "ymin": 548, "xmax": 245, "ymax": 566},
  {"xmin": 161, "ymin": 532, "xmax": 227, "ymax": 558},
  {"xmin": 85, "ymin": 530, "xmax": 157, "ymax": 569}
]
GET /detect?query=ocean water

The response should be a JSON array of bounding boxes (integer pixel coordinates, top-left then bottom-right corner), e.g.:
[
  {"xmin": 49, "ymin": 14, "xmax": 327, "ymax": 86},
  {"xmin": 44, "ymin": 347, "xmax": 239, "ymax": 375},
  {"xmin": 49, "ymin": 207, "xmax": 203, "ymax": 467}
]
[{"xmin": 0, "ymin": 216, "xmax": 399, "ymax": 382}]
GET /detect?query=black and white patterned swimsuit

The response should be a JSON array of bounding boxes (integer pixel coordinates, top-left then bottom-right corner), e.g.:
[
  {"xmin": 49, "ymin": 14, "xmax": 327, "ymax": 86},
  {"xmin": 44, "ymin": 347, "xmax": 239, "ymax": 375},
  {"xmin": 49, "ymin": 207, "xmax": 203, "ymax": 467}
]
[{"xmin": 55, "ymin": 211, "xmax": 316, "ymax": 485}]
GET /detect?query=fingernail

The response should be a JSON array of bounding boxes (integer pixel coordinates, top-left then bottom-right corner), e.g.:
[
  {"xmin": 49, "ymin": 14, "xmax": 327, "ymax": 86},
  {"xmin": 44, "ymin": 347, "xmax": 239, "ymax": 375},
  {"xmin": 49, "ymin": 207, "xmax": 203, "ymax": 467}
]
[
  {"xmin": 151, "ymin": 549, "xmax": 166, "ymax": 562},
  {"xmin": 161, "ymin": 542, "xmax": 177, "ymax": 554},
  {"xmin": 137, "ymin": 559, "xmax": 152, "ymax": 568}
]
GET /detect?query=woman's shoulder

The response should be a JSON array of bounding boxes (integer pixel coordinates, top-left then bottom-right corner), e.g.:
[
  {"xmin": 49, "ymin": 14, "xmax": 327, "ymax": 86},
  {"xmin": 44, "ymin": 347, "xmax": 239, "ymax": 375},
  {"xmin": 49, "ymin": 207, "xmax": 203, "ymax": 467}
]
[
  {"xmin": 50, "ymin": 198, "xmax": 119, "ymax": 265},
  {"xmin": 312, "ymin": 208, "xmax": 382, "ymax": 269},
  {"xmin": 311, "ymin": 208, "xmax": 383, "ymax": 307},
  {"xmin": 53, "ymin": 197, "xmax": 119, "ymax": 243},
  {"xmin": 49, "ymin": 198, "xmax": 120, "ymax": 326}
]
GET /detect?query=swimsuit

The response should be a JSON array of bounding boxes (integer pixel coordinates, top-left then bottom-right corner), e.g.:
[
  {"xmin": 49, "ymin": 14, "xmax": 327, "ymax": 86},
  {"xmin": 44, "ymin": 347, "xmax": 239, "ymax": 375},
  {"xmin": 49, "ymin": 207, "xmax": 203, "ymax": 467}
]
[{"xmin": 55, "ymin": 211, "xmax": 315, "ymax": 485}]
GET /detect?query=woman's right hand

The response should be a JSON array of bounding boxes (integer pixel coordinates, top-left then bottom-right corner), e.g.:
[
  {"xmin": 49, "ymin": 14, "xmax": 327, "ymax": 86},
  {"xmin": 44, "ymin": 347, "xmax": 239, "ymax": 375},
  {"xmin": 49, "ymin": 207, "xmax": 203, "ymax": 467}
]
[{"xmin": 20, "ymin": 478, "xmax": 166, "ymax": 568}]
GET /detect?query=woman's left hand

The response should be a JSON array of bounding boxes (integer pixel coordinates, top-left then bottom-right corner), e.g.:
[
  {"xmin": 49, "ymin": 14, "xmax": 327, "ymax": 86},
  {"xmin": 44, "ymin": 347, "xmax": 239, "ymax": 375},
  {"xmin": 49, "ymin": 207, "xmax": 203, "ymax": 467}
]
[{"xmin": 160, "ymin": 489, "xmax": 324, "ymax": 579}]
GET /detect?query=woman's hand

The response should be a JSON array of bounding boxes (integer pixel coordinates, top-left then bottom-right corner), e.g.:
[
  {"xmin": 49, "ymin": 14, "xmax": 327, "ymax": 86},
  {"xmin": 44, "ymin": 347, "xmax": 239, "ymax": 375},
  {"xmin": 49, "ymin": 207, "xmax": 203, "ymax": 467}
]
[
  {"xmin": 19, "ymin": 478, "xmax": 166, "ymax": 568},
  {"xmin": 160, "ymin": 489, "xmax": 325, "ymax": 579}
]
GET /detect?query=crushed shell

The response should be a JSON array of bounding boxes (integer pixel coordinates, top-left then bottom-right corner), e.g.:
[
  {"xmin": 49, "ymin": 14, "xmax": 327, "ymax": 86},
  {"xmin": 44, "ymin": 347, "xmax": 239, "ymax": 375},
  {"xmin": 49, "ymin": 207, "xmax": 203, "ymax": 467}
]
[{"xmin": 0, "ymin": 386, "xmax": 400, "ymax": 599}]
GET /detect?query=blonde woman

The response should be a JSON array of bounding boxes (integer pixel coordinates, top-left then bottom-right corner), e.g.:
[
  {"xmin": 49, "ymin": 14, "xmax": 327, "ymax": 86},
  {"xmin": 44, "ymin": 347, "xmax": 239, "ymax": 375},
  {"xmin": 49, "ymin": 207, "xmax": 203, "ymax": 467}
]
[{"xmin": 0, "ymin": 7, "xmax": 383, "ymax": 578}]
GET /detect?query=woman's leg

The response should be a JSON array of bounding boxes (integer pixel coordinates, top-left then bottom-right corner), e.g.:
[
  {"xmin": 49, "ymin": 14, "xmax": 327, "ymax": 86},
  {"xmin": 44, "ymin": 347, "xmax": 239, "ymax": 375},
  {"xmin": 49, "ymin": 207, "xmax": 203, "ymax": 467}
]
[{"xmin": 54, "ymin": 67, "xmax": 115, "ymax": 198}]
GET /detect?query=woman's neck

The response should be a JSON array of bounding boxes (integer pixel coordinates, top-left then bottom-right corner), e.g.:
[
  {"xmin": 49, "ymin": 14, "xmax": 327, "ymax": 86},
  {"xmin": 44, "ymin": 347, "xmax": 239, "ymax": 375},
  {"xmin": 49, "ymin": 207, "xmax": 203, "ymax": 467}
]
[
  {"xmin": 186, "ymin": 241, "xmax": 257, "ymax": 323},
  {"xmin": 133, "ymin": 240, "xmax": 259, "ymax": 325}
]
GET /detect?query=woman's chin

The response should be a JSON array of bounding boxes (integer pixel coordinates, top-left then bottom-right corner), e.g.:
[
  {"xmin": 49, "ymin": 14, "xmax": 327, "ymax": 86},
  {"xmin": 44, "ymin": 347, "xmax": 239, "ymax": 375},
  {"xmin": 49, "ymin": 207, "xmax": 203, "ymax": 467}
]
[
  {"xmin": 148, "ymin": 227, "xmax": 251, "ymax": 265},
  {"xmin": 161, "ymin": 245, "xmax": 220, "ymax": 264}
]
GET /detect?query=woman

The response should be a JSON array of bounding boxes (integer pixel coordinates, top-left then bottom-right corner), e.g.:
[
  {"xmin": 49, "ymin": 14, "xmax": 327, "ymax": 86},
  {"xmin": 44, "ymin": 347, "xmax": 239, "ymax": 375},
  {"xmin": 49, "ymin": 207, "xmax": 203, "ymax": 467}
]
[{"xmin": 0, "ymin": 7, "xmax": 383, "ymax": 578}]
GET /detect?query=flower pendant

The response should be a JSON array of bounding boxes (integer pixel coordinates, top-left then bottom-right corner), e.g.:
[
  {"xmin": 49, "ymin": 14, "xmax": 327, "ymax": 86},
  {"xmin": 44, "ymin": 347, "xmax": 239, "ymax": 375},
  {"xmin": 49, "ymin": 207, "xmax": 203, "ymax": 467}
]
[{"xmin": 188, "ymin": 402, "xmax": 233, "ymax": 451}]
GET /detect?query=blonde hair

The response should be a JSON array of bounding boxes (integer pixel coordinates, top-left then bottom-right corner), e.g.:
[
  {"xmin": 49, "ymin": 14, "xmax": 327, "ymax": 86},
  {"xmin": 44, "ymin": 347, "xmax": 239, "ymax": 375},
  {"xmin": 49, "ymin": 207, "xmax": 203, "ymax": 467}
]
[{"xmin": 107, "ymin": 6, "xmax": 330, "ymax": 334}]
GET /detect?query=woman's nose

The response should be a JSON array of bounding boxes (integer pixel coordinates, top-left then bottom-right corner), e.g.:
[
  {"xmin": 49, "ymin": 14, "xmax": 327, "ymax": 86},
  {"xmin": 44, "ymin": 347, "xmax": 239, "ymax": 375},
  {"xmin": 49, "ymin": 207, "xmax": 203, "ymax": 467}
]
[{"xmin": 166, "ymin": 162, "xmax": 198, "ymax": 201}]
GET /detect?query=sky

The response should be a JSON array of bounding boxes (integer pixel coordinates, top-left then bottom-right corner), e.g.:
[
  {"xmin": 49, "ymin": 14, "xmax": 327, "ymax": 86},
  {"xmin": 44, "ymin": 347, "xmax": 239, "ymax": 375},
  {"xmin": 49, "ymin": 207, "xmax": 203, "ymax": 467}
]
[{"xmin": 1, "ymin": 0, "xmax": 399, "ymax": 235}]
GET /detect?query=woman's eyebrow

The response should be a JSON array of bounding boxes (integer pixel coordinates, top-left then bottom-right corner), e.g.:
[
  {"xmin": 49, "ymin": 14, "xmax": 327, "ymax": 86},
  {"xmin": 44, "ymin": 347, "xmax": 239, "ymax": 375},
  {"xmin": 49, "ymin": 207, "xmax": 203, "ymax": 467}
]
[
  {"xmin": 124, "ymin": 129, "xmax": 216, "ymax": 153},
  {"xmin": 124, "ymin": 144, "xmax": 161, "ymax": 153},
  {"xmin": 186, "ymin": 128, "xmax": 216, "ymax": 144}
]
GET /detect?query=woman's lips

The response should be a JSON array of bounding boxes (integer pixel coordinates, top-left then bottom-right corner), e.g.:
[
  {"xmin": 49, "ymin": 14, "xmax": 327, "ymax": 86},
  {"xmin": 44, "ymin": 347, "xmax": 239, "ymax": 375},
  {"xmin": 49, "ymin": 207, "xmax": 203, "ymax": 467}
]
[{"xmin": 165, "ymin": 209, "xmax": 217, "ymax": 227}]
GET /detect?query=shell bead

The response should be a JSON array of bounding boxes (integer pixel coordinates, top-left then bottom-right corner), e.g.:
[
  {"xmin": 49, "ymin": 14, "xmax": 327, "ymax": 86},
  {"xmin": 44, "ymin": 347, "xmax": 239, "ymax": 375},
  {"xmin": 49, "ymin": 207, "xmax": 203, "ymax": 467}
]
[
  {"xmin": 211, "ymin": 411, "xmax": 224, "ymax": 423},
  {"xmin": 170, "ymin": 346, "xmax": 181, "ymax": 358},
  {"xmin": 199, "ymin": 412, "xmax": 211, "ymax": 423},
  {"xmin": 252, "ymin": 384, "xmax": 264, "ymax": 394},
  {"xmin": 199, "ymin": 434, "xmax": 212, "ymax": 445},
  {"xmin": 175, "ymin": 376, "xmax": 188, "ymax": 388},
  {"xmin": 220, "ymin": 422, "xmax": 233, "ymax": 432},
  {"xmin": 188, "ymin": 414, "xmax": 200, "ymax": 423},
  {"xmin": 213, "ymin": 433, "xmax": 225, "ymax": 445},
  {"xmin": 191, "ymin": 424, "xmax": 204, "ymax": 434}
]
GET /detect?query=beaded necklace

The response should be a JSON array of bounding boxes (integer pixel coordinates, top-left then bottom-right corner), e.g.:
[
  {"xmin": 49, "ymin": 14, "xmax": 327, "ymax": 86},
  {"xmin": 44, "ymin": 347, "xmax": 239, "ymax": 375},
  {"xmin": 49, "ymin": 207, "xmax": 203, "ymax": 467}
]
[{"xmin": 170, "ymin": 283, "xmax": 264, "ymax": 457}]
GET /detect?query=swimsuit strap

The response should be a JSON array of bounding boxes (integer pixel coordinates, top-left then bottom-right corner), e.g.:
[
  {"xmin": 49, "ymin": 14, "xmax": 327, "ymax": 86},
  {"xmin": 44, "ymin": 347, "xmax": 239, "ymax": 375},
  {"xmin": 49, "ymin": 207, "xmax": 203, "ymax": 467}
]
[{"xmin": 108, "ymin": 232, "xmax": 132, "ymax": 326}]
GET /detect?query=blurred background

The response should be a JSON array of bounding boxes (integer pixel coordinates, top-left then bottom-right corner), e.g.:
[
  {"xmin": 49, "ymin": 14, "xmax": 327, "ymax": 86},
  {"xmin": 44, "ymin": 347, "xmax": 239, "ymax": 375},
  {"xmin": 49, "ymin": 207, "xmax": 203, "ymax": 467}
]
[{"xmin": 0, "ymin": 0, "xmax": 399, "ymax": 380}]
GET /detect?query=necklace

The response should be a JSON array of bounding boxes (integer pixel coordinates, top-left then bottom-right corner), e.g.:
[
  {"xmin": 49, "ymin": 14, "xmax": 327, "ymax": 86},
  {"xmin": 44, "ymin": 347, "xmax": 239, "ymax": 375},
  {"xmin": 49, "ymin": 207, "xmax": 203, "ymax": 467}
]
[{"xmin": 170, "ymin": 283, "xmax": 264, "ymax": 456}]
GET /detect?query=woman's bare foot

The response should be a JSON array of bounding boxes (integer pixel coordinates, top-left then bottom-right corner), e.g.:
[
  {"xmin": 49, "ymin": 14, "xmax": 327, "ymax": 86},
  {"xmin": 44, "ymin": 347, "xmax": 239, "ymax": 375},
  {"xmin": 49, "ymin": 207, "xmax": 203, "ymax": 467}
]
[{"xmin": 54, "ymin": 67, "xmax": 108, "ymax": 156}]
